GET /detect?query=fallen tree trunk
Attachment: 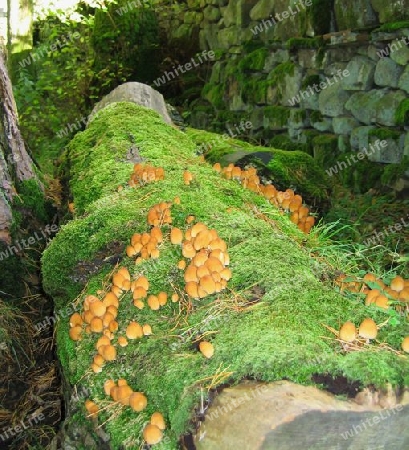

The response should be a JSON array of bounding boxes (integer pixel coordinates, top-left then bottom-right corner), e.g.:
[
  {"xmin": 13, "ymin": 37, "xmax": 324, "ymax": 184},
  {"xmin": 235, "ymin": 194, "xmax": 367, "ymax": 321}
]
[{"xmin": 42, "ymin": 102, "xmax": 409, "ymax": 449}]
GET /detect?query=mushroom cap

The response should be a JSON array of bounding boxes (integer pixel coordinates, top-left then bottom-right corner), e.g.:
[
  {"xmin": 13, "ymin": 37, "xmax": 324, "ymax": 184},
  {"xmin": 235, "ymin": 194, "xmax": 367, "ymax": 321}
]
[
  {"xmin": 185, "ymin": 281, "xmax": 199, "ymax": 299},
  {"xmin": 205, "ymin": 256, "xmax": 224, "ymax": 273},
  {"xmin": 220, "ymin": 267, "xmax": 232, "ymax": 281},
  {"xmin": 104, "ymin": 379, "xmax": 116, "ymax": 396},
  {"xmin": 89, "ymin": 300, "xmax": 107, "ymax": 318},
  {"xmin": 111, "ymin": 285, "xmax": 122, "ymax": 297},
  {"xmin": 106, "ymin": 305, "xmax": 118, "ymax": 318},
  {"xmin": 363, "ymin": 273, "xmax": 377, "ymax": 283},
  {"xmin": 199, "ymin": 275, "xmax": 216, "ymax": 295},
  {"xmin": 91, "ymin": 362, "xmax": 102, "ymax": 373},
  {"xmin": 184, "ymin": 265, "xmax": 198, "ymax": 283},
  {"xmin": 365, "ymin": 289, "xmax": 381, "ymax": 305},
  {"xmin": 186, "ymin": 215, "xmax": 195, "ymax": 224},
  {"xmin": 374, "ymin": 295, "xmax": 389, "ymax": 309},
  {"xmin": 191, "ymin": 222, "xmax": 208, "ymax": 238},
  {"xmin": 339, "ymin": 321, "xmax": 356, "ymax": 343},
  {"xmin": 199, "ymin": 341, "xmax": 214, "ymax": 358},
  {"xmin": 109, "ymin": 320, "xmax": 119, "ymax": 332},
  {"xmin": 112, "ymin": 272, "xmax": 126, "ymax": 289},
  {"xmin": 100, "ymin": 344, "xmax": 117, "ymax": 361},
  {"xmin": 197, "ymin": 265, "xmax": 211, "ymax": 279},
  {"xmin": 118, "ymin": 267, "xmax": 130, "ymax": 281},
  {"xmin": 192, "ymin": 251, "xmax": 209, "ymax": 267},
  {"xmin": 102, "ymin": 312, "xmax": 115, "ymax": 328},
  {"xmin": 133, "ymin": 299, "xmax": 145, "ymax": 309},
  {"xmin": 83, "ymin": 295, "xmax": 99, "ymax": 311},
  {"xmin": 213, "ymin": 162, "xmax": 221, "ymax": 172},
  {"xmin": 391, "ymin": 276, "xmax": 405, "ymax": 292},
  {"xmin": 133, "ymin": 286, "xmax": 147, "ymax": 300},
  {"xmin": 126, "ymin": 321, "xmax": 143, "ymax": 339},
  {"xmin": 171, "ymin": 293, "xmax": 179, "ymax": 302},
  {"xmin": 129, "ymin": 392, "xmax": 148, "ymax": 412},
  {"xmin": 399, "ymin": 288, "xmax": 409, "ymax": 302},
  {"xmin": 83, "ymin": 309, "xmax": 94, "ymax": 324},
  {"xmin": 70, "ymin": 313, "xmax": 83, "ymax": 328},
  {"xmin": 151, "ymin": 412, "xmax": 166, "ymax": 430},
  {"xmin": 135, "ymin": 275, "xmax": 149, "ymax": 291},
  {"xmin": 358, "ymin": 318, "xmax": 378, "ymax": 340},
  {"xmin": 96, "ymin": 335, "xmax": 111, "ymax": 350},
  {"xmin": 182, "ymin": 242, "xmax": 196, "ymax": 259},
  {"xmin": 90, "ymin": 317, "xmax": 104, "ymax": 333},
  {"xmin": 177, "ymin": 259, "xmax": 186, "ymax": 270},
  {"xmin": 173, "ymin": 196, "xmax": 181, "ymax": 204},
  {"xmin": 158, "ymin": 292, "xmax": 167, "ymax": 306},
  {"xmin": 148, "ymin": 295, "xmax": 160, "ymax": 310},
  {"xmin": 116, "ymin": 385, "xmax": 134, "ymax": 405},
  {"xmin": 131, "ymin": 233, "xmax": 141, "ymax": 246},
  {"xmin": 85, "ymin": 400, "xmax": 99, "ymax": 417},
  {"xmin": 117, "ymin": 336, "xmax": 128, "ymax": 347},
  {"xmin": 170, "ymin": 227, "xmax": 184, "ymax": 245},
  {"xmin": 143, "ymin": 324, "xmax": 152, "ymax": 335},
  {"xmin": 69, "ymin": 326, "xmax": 82, "ymax": 341},
  {"xmin": 93, "ymin": 354, "xmax": 105, "ymax": 367},
  {"xmin": 151, "ymin": 226, "xmax": 163, "ymax": 243},
  {"xmin": 103, "ymin": 292, "xmax": 119, "ymax": 308},
  {"xmin": 143, "ymin": 424, "xmax": 163, "ymax": 445},
  {"xmin": 402, "ymin": 336, "xmax": 409, "ymax": 353}
]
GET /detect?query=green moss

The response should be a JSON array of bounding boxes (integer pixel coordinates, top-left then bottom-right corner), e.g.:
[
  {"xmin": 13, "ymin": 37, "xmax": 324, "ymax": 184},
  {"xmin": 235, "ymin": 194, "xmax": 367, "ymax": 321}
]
[
  {"xmin": 238, "ymin": 48, "xmax": 269, "ymax": 71},
  {"xmin": 369, "ymin": 128, "xmax": 402, "ymax": 140},
  {"xmin": 312, "ymin": 134, "xmax": 339, "ymax": 168},
  {"xmin": 269, "ymin": 135, "xmax": 304, "ymax": 151},
  {"xmin": 286, "ymin": 37, "xmax": 324, "ymax": 50},
  {"xmin": 14, "ymin": 178, "xmax": 47, "ymax": 223},
  {"xmin": 42, "ymin": 103, "xmax": 409, "ymax": 448},
  {"xmin": 378, "ymin": 21, "xmax": 409, "ymax": 32},
  {"xmin": 381, "ymin": 156, "xmax": 409, "ymax": 185},
  {"xmin": 264, "ymin": 106, "xmax": 291, "ymax": 126},
  {"xmin": 395, "ymin": 98, "xmax": 409, "ymax": 126},
  {"xmin": 243, "ymin": 40, "xmax": 267, "ymax": 53},
  {"xmin": 202, "ymin": 83, "xmax": 225, "ymax": 109},
  {"xmin": 309, "ymin": 110, "xmax": 323, "ymax": 123}
]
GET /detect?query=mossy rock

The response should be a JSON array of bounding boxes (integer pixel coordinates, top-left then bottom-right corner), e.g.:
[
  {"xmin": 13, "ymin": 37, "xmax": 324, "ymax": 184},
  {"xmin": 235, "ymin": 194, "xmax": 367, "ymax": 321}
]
[
  {"xmin": 187, "ymin": 127, "xmax": 330, "ymax": 206},
  {"xmin": 42, "ymin": 103, "xmax": 409, "ymax": 449}
]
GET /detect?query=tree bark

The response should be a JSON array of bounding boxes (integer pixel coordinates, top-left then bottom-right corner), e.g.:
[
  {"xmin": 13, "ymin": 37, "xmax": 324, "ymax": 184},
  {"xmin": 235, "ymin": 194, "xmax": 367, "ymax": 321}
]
[{"xmin": 0, "ymin": 48, "xmax": 42, "ymax": 245}]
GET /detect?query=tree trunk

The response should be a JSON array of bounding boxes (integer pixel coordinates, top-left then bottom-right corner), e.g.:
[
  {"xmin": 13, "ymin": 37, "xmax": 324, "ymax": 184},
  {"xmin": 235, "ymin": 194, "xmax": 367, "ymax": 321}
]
[{"xmin": 0, "ymin": 48, "xmax": 41, "ymax": 245}]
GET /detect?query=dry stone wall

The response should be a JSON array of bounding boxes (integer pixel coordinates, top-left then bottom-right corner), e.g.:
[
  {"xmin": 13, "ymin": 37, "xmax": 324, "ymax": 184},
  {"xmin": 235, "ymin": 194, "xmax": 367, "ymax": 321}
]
[{"xmin": 153, "ymin": 0, "xmax": 409, "ymax": 191}]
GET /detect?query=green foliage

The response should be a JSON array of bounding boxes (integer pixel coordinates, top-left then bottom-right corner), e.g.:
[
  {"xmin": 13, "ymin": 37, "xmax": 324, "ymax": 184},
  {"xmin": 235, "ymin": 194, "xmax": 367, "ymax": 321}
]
[
  {"xmin": 202, "ymin": 83, "xmax": 225, "ymax": 109},
  {"xmin": 381, "ymin": 156, "xmax": 409, "ymax": 185},
  {"xmin": 238, "ymin": 48, "xmax": 269, "ymax": 71},
  {"xmin": 92, "ymin": 1, "xmax": 160, "ymax": 93},
  {"xmin": 395, "ymin": 98, "xmax": 409, "ymax": 126},
  {"xmin": 264, "ymin": 105, "xmax": 291, "ymax": 126},
  {"xmin": 379, "ymin": 21, "xmax": 409, "ymax": 31},
  {"xmin": 12, "ymin": 1, "xmax": 161, "ymax": 174},
  {"xmin": 369, "ymin": 128, "xmax": 402, "ymax": 140}
]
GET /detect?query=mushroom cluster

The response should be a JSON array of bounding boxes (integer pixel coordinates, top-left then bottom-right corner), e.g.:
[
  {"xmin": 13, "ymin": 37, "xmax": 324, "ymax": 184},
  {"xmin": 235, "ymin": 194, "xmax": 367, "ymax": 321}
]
[
  {"xmin": 128, "ymin": 163, "xmax": 165, "ymax": 188},
  {"xmin": 213, "ymin": 163, "xmax": 315, "ymax": 233},
  {"xmin": 126, "ymin": 227, "xmax": 163, "ymax": 262},
  {"xmin": 170, "ymin": 222, "xmax": 231, "ymax": 299},
  {"xmin": 147, "ymin": 202, "xmax": 172, "ymax": 226},
  {"xmin": 338, "ymin": 318, "xmax": 378, "ymax": 348},
  {"xmin": 143, "ymin": 412, "xmax": 166, "ymax": 445},
  {"xmin": 336, "ymin": 272, "xmax": 409, "ymax": 310}
]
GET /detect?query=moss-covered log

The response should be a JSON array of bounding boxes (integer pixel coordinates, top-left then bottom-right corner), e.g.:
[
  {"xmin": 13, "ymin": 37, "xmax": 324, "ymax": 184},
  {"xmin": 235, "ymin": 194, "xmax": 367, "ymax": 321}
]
[{"xmin": 42, "ymin": 103, "xmax": 409, "ymax": 449}]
